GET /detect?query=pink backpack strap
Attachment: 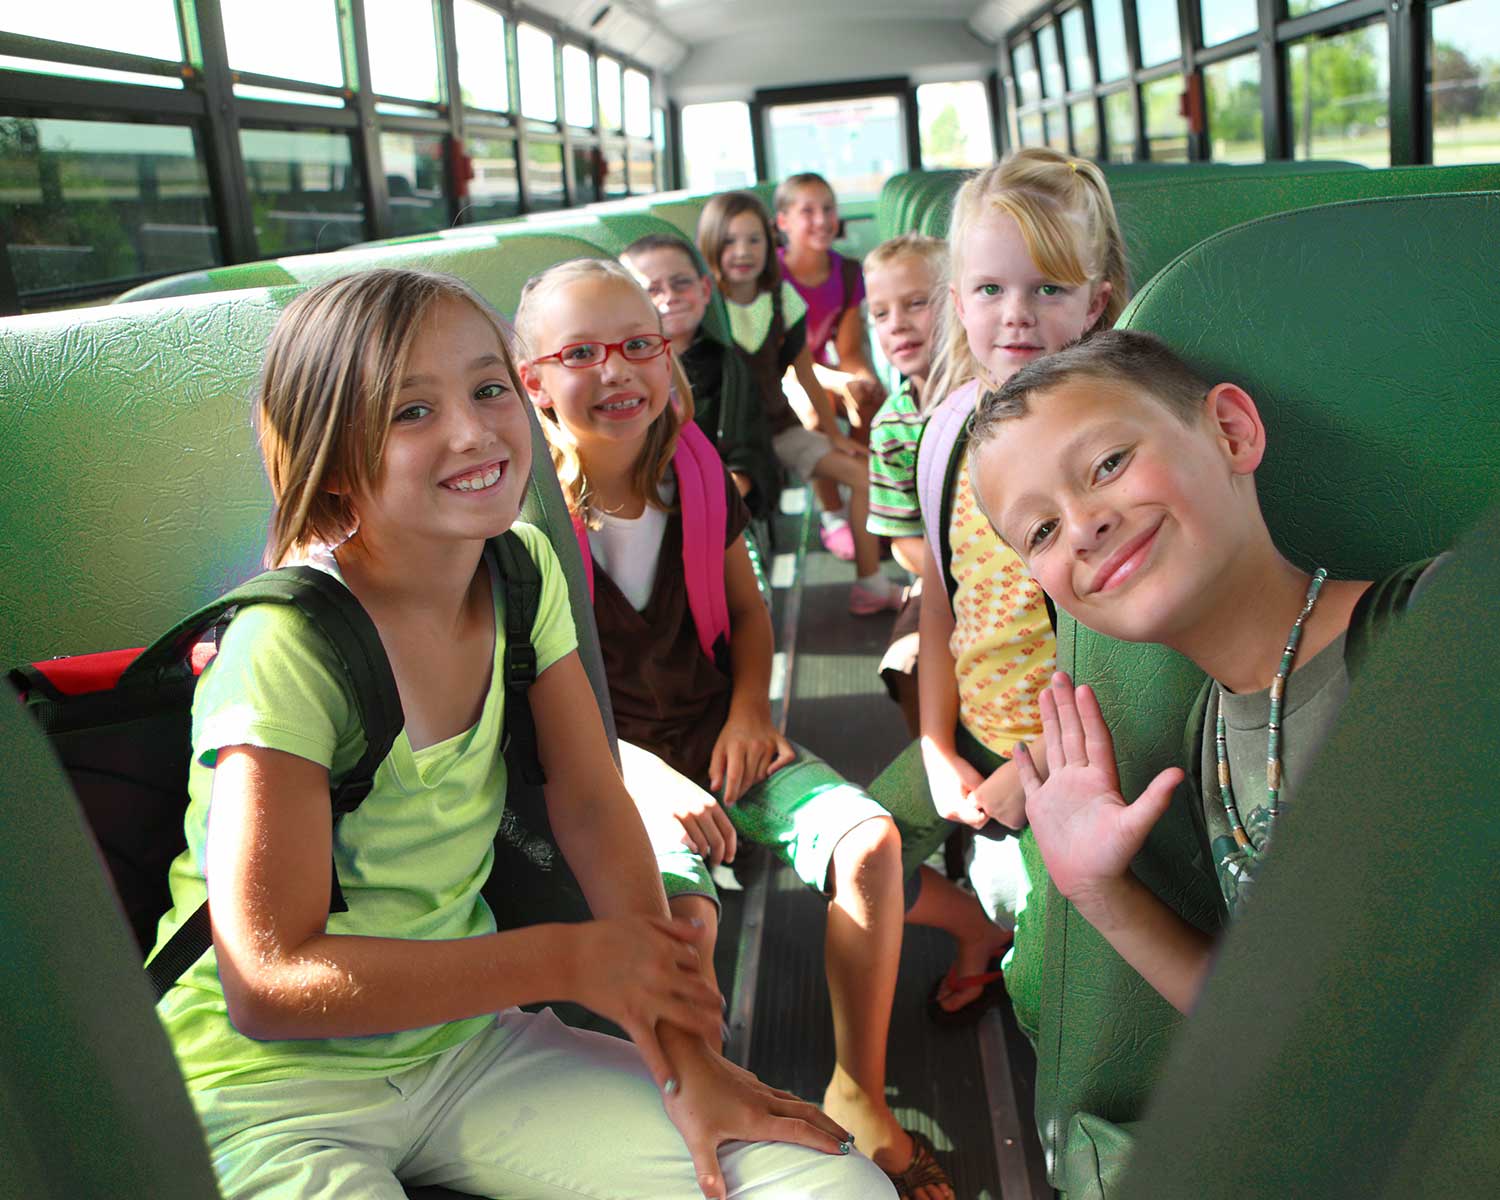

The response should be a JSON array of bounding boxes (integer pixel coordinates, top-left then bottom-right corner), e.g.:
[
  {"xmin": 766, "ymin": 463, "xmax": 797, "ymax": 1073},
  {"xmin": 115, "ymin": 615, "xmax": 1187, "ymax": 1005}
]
[
  {"xmin": 673, "ymin": 421, "xmax": 731, "ymax": 663},
  {"xmin": 571, "ymin": 512, "xmax": 595, "ymax": 602},
  {"xmin": 916, "ymin": 379, "xmax": 981, "ymax": 583}
]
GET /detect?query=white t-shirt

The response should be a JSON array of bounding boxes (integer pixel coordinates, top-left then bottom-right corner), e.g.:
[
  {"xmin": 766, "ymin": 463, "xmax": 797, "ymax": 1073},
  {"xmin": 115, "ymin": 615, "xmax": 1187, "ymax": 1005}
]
[{"xmin": 588, "ymin": 476, "xmax": 676, "ymax": 611}]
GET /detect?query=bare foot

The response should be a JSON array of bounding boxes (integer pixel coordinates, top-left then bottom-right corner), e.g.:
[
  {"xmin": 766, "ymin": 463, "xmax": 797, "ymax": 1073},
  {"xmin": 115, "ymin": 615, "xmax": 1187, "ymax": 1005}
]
[
  {"xmin": 823, "ymin": 1072, "xmax": 954, "ymax": 1200},
  {"xmin": 935, "ymin": 925, "xmax": 1013, "ymax": 1015}
]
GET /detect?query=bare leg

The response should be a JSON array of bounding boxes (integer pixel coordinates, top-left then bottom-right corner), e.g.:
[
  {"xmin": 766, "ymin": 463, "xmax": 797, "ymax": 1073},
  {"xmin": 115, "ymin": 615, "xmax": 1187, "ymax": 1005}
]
[
  {"xmin": 669, "ymin": 892, "xmax": 723, "ymax": 1054},
  {"xmin": 814, "ymin": 451, "xmax": 881, "ymax": 579},
  {"xmin": 821, "ymin": 818, "xmax": 953, "ymax": 1200},
  {"xmin": 905, "ymin": 865, "xmax": 1013, "ymax": 1013}
]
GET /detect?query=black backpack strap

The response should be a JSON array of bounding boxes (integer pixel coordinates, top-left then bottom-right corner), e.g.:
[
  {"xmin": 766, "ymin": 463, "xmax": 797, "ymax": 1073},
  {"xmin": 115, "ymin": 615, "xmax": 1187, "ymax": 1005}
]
[
  {"xmin": 489, "ymin": 531, "xmax": 546, "ymax": 787},
  {"xmin": 142, "ymin": 567, "xmax": 403, "ymax": 1001}
]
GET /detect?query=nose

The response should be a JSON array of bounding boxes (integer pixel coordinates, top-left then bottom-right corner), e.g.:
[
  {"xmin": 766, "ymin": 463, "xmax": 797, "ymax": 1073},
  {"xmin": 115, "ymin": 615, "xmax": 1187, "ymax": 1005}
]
[
  {"xmin": 598, "ymin": 347, "xmax": 631, "ymax": 382},
  {"xmin": 449, "ymin": 394, "xmax": 497, "ymax": 452},
  {"xmin": 1063, "ymin": 495, "xmax": 1117, "ymax": 556},
  {"xmin": 1002, "ymin": 291, "xmax": 1036, "ymax": 328}
]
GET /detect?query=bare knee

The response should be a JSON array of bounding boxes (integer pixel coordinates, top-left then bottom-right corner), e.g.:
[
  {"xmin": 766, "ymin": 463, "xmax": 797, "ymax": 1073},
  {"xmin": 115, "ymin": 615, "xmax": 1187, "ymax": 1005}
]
[{"xmin": 830, "ymin": 815, "xmax": 902, "ymax": 887}]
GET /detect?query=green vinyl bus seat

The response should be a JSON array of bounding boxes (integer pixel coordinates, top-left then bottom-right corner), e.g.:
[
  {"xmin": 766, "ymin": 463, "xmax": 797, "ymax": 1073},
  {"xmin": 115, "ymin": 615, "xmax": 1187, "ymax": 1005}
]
[
  {"xmin": 0, "ymin": 280, "xmax": 621, "ymax": 1200},
  {"xmin": 1113, "ymin": 498, "xmax": 1500, "ymax": 1199},
  {"xmin": 1020, "ymin": 191, "xmax": 1500, "ymax": 1196}
]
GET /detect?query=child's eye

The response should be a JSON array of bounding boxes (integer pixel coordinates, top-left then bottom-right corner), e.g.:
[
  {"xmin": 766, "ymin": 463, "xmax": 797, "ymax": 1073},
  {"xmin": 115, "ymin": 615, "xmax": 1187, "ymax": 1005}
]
[
  {"xmin": 1028, "ymin": 519, "xmax": 1057, "ymax": 550},
  {"xmin": 871, "ymin": 307, "xmax": 888, "ymax": 321},
  {"xmin": 911, "ymin": 296, "xmax": 927, "ymax": 309},
  {"xmin": 623, "ymin": 336, "xmax": 653, "ymax": 353},
  {"xmin": 1038, "ymin": 284, "xmax": 1065, "ymax": 297},
  {"xmin": 476, "ymin": 382, "xmax": 511, "ymax": 401},
  {"xmin": 980, "ymin": 283, "xmax": 1000, "ymax": 297},
  {"xmin": 1094, "ymin": 450, "xmax": 1128, "ymax": 481},
  {"xmin": 393, "ymin": 403, "xmax": 431, "ymax": 423}
]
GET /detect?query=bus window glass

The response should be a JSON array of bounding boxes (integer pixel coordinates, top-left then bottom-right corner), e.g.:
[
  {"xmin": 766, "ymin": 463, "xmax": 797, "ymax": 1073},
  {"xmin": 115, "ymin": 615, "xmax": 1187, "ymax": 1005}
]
[
  {"xmin": 222, "ymin": 0, "xmax": 342, "ymax": 86},
  {"xmin": 1103, "ymin": 89, "xmax": 1137, "ymax": 160},
  {"xmin": 916, "ymin": 81, "xmax": 995, "ymax": 169},
  {"xmin": 1287, "ymin": 0, "xmax": 1343, "ymax": 14},
  {"xmin": 1061, "ymin": 7, "xmax": 1094, "ymax": 89},
  {"xmin": 1289, "ymin": 22, "xmax": 1390, "ymax": 166},
  {"xmin": 1038, "ymin": 24, "xmax": 1065, "ymax": 98},
  {"xmin": 680, "ymin": 101, "xmax": 755, "ymax": 191},
  {"xmin": 624, "ymin": 69, "xmax": 652, "ymax": 138},
  {"xmin": 364, "ymin": 0, "xmax": 440, "ymax": 102},
  {"xmin": 1143, "ymin": 75, "xmax": 1188, "ymax": 159},
  {"xmin": 2, "ymin": 2, "xmax": 181, "ymax": 62},
  {"xmin": 766, "ymin": 94, "xmax": 907, "ymax": 203},
  {"xmin": 1134, "ymin": 0, "xmax": 1182, "ymax": 68},
  {"xmin": 0, "ymin": 116, "xmax": 220, "ymax": 304},
  {"xmin": 1004, "ymin": 78, "xmax": 1021, "ymax": 151},
  {"xmin": 603, "ymin": 143, "xmax": 628, "ymax": 197},
  {"xmin": 239, "ymin": 127, "xmax": 365, "ymax": 255},
  {"xmin": 572, "ymin": 144, "xmax": 602, "ymax": 203},
  {"xmin": 1205, "ymin": 52, "xmax": 1263, "ymax": 161},
  {"xmin": 1044, "ymin": 107, "xmax": 1069, "ymax": 151},
  {"xmin": 1200, "ymin": 0, "xmax": 1258, "ymax": 48},
  {"xmin": 1094, "ymin": 0, "xmax": 1131, "ymax": 82},
  {"xmin": 1013, "ymin": 40, "xmax": 1041, "ymax": 106},
  {"xmin": 628, "ymin": 145, "xmax": 656, "ymax": 194},
  {"xmin": 563, "ymin": 45, "xmax": 594, "ymax": 128},
  {"xmin": 517, "ymin": 25, "xmax": 557, "ymax": 123},
  {"xmin": 1429, "ymin": 0, "xmax": 1500, "ymax": 165},
  {"xmin": 525, "ymin": 140, "xmax": 566, "ymax": 209},
  {"xmin": 1070, "ymin": 99, "xmax": 1099, "ymax": 157},
  {"xmin": 598, "ymin": 57, "xmax": 624, "ymax": 131},
  {"xmin": 464, "ymin": 135, "xmax": 520, "ymax": 222},
  {"xmin": 380, "ymin": 131, "xmax": 447, "ymax": 236},
  {"xmin": 1020, "ymin": 112, "xmax": 1045, "ymax": 146},
  {"xmin": 454, "ymin": 0, "xmax": 510, "ymax": 113}
]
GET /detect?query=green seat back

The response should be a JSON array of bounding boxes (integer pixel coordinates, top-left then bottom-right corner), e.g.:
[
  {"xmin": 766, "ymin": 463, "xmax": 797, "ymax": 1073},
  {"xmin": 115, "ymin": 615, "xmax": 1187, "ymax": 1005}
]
[
  {"xmin": 1111, "ymin": 162, "xmax": 1500, "ymax": 292},
  {"xmin": 115, "ymin": 260, "xmax": 298, "ymax": 303},
  {"xmin": 1118, "ymin": 501, "xmax": 1500, "ymax": 1199},
  {"xmin": 1030, "ymin": 191, "xmax": 1500, "ymax": 1193},
  {"xmin": 648, "ymin": 198, "xmax": 708, "ymax": 240}
]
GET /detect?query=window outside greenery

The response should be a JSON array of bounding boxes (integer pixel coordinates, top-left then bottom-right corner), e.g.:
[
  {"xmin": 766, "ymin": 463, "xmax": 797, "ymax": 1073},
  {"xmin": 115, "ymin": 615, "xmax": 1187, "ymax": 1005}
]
[
  {"xmin": 1021, "ymin": 112, "xmax": 1045, "ymax": 146},
  {"xmin": 1103, "ymin": 89, "xmax": 1136, "ymax": 160},
  {"xmin": 1044, "ymin": 106, "xmax": 1069, "ymax": 151},
  {"xmin": 628, "ymin": 145, "xmax": 656, "ymax": 193},
  {"xmin": 525, "ymin": 140, "xmax": 565, "ymax": 209},
  {"xmin": 1429, "ymin": 0, "xmax": 1500, "ymax": 165},
  {"xmin": 464, "ymin": 136, "xmax": 520, "ymax": 222},
  {"xmin": 0, "ymin": 116, "xmax": 219, "ymax": 301},
  {"xmin": 380, "ymin": 131, "xmax": 447, "ymax": 236},
  {"xmin": 365, "ymin": 0, "xmax": 441, "ymax": 102},
  {"xmin": 455, "ymin": 0, "xmax": 510, "ymax": 112},
  {"xmin": 1289, "ymin": 22, "xmax": 1391, "ymax": 166},
  {"xmin": 1060, "ymin": 7, "xmax": 1094, "ymax": 89},
  {"xmin": 1070, "ymin": 99, "xmax": 1099, "ymax": 158},
  {"xmin": 1205, "ymin": 53, "xmax": 1263, "ymax": 162},
  {"xmin": 1142, "ymin": 75, "xmax": 1188, "ymax": 160},
  {"xmin": 916, "ymin": 81, "xmax": 995, "ymax": 168},
  {"xmin": 239, "ymin": 127, "xmax": 365, "ymax": 256}
]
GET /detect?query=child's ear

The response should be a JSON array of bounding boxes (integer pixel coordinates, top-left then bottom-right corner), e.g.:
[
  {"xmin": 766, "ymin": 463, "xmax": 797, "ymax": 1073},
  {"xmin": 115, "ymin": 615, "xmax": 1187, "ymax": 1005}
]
[
  {"xmin": 516, "ymin": 360, "xmax": 551, "ymax": 407},
  {"xmin": 1086, "ymin": 280, "xmax": 1113, "ymax": 330},
  {"xmin": 950, "ymin": 279, "xmax": 965, "ymax": 323},
  {"xmin": 1207, "ymin": 382, "xmax": 1266, "ymax": 475}
]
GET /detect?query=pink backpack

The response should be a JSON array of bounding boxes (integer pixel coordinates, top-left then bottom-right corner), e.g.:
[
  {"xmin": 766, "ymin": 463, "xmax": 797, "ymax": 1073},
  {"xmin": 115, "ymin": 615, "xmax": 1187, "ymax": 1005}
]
[{"xmin": 573, "ymin": 420, "xmax": 731, "ymax": 663}]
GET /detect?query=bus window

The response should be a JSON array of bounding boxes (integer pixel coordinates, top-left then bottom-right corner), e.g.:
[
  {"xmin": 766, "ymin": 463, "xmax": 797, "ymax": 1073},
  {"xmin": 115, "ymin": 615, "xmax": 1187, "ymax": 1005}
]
[
  {"xmin": 454, "ymin": 0, "xmax": 511, "ymax": 114},
  {"xmin": 916, "ymin": 82, "xmax": 995, "ymax": 170},
  {"xmin": 1289, "ymin": 21, "xmax": 1391, "ymax": 167},
  {"xmin": 765, "ymin": 94, "xmax": 907, "ymax": 203},
  {"xmin": 1205, "ymin": 52, "xmax": 1264, "ymax": 163},
  {"xmin": 364, "ymin": 0, "xmax": 441, "ymax": 103},
  {"xmin": 1428, "ymin": 0, "xmax": 1500, "ymax": 166},
  {"xmin": 680, "ymin": 102, "xmax": 756, "ymax": 192},
  {"xmin": 239, "ymin": 127, "xmax": 366, "ymax": 256}
]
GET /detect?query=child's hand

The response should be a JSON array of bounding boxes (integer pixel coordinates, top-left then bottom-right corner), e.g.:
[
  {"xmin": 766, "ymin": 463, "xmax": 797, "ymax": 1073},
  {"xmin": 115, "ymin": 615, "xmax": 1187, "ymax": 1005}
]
[
  {"xmin": 921, "ymin": 741, "xmax": 990, "ymax": 829},
  {"xmin": 660, "ymin": 1035, "xmax": 854, "ymax": 1200},
  {"xmin": 1014, "ymin": 673, "xmax": 1182, "ymax": 908},
  {"xmin": 665, "ymin": 785, "xmax": 738, "ymax": 867},
  {"xmin": 846, "ymin": 374, "xmax": 886, "ymax": 410},
  {"xmin": 828, "ymin": 430, "xmax": 870, "ymax": 460},
  {"xmin": 709, "ymin": 713, "xmax": 796, "ymax": 808},
  {"xmin": 571, "ymin": 915, "xmax": 724, "ymax": 1086},
  {"xmin": 970, "ymin": 757, "xmax": 1028, "ymax": 830}
]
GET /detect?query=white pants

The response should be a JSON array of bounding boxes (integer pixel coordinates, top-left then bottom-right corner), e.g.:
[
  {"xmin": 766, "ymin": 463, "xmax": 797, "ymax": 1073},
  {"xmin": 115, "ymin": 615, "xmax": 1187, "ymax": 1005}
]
[{"xmin": 194, "ymin": 1007, "xmax": 893, "ymax": 1199}]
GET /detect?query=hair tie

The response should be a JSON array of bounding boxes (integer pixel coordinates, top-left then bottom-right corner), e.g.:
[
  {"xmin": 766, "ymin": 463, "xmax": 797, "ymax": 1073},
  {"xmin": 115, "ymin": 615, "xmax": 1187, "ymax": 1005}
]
[{"xmin": 1068, "ymin": 159, "xmax": 1079, "ymax": 173}]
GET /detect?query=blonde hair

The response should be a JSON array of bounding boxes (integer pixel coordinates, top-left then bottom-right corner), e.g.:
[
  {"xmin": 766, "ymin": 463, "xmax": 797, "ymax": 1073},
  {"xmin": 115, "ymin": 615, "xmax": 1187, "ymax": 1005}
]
[
  {"xmin": 255, "ymin": 268, "xmax": 520, "ymax": 568},
  {"xmin": 513, "ymin": 257, "xmax": 695, "ymax": 526},
  {"xmin": 773, "ymin": 172, "xmax": 835, "ymax": 214},
  {"xmin": 864, "ymin": 232, "xmax": 948, "ymax": 281},
  {"xmin": 926, "ymin": 148, "xmax": 1129, "ymax": 411}
]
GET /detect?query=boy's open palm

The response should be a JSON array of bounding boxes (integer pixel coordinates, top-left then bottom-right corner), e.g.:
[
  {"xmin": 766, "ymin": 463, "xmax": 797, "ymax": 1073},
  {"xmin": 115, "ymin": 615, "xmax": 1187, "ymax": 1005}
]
[{"xmin": 1015, "ymin": 673, "xmax": 1182, "ymax": 905}]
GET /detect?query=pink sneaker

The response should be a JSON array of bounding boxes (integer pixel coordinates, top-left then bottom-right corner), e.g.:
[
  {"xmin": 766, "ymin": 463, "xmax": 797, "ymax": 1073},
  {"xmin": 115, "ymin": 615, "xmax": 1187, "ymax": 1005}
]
[
  {"xmin": 849, "ymin": 578, "xmax": 904, "ymax": 617},
  {"xmin": 820, "ymin": 520, "xmax": 856, "ymax": 561}
]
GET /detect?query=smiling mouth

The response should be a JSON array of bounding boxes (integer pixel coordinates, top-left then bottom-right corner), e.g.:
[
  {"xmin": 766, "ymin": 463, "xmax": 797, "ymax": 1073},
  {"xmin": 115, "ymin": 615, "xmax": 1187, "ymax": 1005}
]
[
  {"xmin": 1090, "ymin": 521, "xmax": 1162, "ymax": 594},
  {"xmin": 597, "ymin": 396, "xmax": 645, "ymax": 414},
  {"xmin": 441, "ymin": 460, "xmax": 506, "ymax": 492}
]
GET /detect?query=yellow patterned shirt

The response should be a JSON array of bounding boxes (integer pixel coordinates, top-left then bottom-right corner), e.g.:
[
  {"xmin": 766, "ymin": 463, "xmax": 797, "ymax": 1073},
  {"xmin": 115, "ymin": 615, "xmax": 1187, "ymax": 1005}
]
[{"xmin": 948, "ymin": 457, "xmax": 1055, "ymax": 754}]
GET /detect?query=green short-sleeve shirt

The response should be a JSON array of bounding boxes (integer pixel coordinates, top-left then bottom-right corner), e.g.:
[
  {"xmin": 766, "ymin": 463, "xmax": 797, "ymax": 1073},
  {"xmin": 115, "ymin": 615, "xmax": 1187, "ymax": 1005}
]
[
  {"xmin": 866, "ymin": 380, "xmax": 925, "ymax": 539},
  {"xmin": 151, "ymin": 524, "xmax": 576, "ymax": 1091}
]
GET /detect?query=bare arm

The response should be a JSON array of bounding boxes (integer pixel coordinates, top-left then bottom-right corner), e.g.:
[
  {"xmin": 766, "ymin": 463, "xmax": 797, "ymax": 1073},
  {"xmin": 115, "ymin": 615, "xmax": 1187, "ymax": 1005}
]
[
  {"xmin": 832, "ymin": 305, "xmax": 879, "ymax": 384},
  {"xmin": 791, "ymin": 345, "xmax": 862, "ymax": 457},
  {"xmin": 916, "ymin": 540, "xmax": 987, "ymax": 827},
  {"xmin": 891, "ymin": 534, "xmax": 925, "ymax": 576}
]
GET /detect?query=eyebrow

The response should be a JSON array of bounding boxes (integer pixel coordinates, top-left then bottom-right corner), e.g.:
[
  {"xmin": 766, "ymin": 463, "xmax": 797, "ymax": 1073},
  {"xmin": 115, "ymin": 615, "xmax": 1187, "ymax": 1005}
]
[
  {"xmin": 997, "ymin": 425, "xmax": 1122, "ymax": 542},
  {"xmin": 400, "ymin": 352, "xmax": 508, "ymax": 387}
]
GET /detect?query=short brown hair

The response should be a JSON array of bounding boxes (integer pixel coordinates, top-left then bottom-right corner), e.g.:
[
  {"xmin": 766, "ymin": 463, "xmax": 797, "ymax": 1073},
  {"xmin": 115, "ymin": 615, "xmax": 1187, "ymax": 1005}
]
[
  {"xmin": 696, "ymin": 191, "xmax": 780, "ymax": 295},
  {"xmin": 256, "ymin": 269, "xmax": 519, "ymax": 567},
  {"xmin": 968, "ymin": 329, "xmax": 1212, "ymax": 456},
  {"xmin": 621, "ymin": 232, "xmax": 709, "ymax": 278}
]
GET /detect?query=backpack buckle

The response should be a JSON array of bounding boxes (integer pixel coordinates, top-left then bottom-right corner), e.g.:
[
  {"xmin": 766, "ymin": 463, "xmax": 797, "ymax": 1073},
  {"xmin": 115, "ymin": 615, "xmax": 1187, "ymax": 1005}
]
[{"xmin": 504, "ymin": 643, "xmax": 537, "ymax": 688}]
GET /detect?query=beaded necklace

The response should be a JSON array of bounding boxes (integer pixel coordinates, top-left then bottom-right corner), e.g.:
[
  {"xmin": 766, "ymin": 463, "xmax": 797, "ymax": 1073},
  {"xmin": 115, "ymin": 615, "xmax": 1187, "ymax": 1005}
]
[{"xmin": 1214, "ymin": 567, "xmax": 1328, "ymax": 858}]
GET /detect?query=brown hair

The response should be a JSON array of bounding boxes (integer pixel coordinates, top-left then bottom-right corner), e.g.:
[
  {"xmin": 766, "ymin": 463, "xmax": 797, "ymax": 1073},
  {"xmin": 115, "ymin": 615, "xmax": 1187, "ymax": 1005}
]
[
  {"xmin": 968, "ymin": 329, "xmax": 1210, "ymax": 454},
  {"xmin": 927, "ymin": 148, "xmax": 1131, "ymax": 409},
  {"xmin": 255, "ymin": 268, "xmax": 520, "ymax": 568},
  {"xmin": 513, "ymin": 258, "xmax": 695, "ymax": 526},
  {"xmin": 696, "ymin": 190, "xmax": 780, "ymax": 296},
  {"xmin": 621, "ymin": 232, "xmax": 710, "ymax": 278}
]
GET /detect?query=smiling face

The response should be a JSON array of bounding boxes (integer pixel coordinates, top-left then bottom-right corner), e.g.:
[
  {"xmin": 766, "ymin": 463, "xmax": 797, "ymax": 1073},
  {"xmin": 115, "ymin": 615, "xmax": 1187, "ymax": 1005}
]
[
  {"xmin": 952, "ymin": 209, "xmax": 1110, "ymax": 388},
  {"xmin": 776, "ymin": 182, "xmax": 838, "ymax": 254},
  {"xmin": 352, "ymin": 294, "xmax": 531, "ymax": 549},
  {"xmin": 519, "ymin": 274, "xmax": 673, "ymax": 453},
  {"xmin": 622, "ymin": 243, "xmax": 712, "ymax": 350},
  {"xmin": 865, "ymin": 253, "xmax": 939, "ymax": 388},
  {"xmin": 720, "ymin": 210, "xmax": 770, "ymax": 292},
  {"xmin": 970, "ymin": 375, "xmax": 1267, "ymax": 646}
]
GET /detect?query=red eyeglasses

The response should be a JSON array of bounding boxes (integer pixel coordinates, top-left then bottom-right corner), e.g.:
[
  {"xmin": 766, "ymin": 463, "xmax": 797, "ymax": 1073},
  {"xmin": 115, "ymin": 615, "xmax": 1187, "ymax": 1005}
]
[{"xmin": 531, "ymin": 334, "xmax": 669, "ymax": 369}]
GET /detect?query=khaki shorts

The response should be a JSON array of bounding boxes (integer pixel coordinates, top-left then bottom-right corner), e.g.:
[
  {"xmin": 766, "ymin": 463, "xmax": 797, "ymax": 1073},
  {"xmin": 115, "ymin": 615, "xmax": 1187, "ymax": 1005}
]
[{"xmin": 771, "ymin": 423, "xmax": 835, "ymax": 482}]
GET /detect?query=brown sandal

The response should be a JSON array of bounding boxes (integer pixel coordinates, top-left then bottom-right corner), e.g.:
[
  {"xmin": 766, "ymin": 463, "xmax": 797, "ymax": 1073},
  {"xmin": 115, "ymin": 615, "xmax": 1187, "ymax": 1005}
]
[{"xmin": 882, "ymin": 1128, "xmax": 954, "ymax": 1200}]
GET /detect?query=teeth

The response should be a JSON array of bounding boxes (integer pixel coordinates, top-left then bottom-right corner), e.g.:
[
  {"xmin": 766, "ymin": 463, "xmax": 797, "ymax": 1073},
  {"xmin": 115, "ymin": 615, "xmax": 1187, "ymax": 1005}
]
[
  {"xmin": 600, "ymin": 398, "xmax": 641, "ymax": 412},
  {"xmin": 450, "ymin": 464, "xmax": 503, "ymax": 491}
]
